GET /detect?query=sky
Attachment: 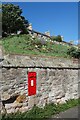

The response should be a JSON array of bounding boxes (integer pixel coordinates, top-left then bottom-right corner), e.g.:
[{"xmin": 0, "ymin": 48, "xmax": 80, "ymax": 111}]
[
  {"xmin": 1, "ymin": 0, "xmax": 79, "ymax": 2},
  {"xmin": 3, "ymin": 2, "xmax": 78, "ymax": 44}
]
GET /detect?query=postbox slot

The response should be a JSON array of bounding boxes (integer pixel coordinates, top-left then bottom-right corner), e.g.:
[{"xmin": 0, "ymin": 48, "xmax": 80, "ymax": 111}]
[{"xmin": 31, "ymin": 80, "xmax": 34, "ymax": 86}]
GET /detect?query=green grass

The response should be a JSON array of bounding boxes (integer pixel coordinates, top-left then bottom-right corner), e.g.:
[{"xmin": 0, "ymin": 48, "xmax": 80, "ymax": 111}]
[
  {"xmin": 1, "ymin": 99, "xmax": 80, "ymax": 120},
  {"xmin": 2, "ymin": 34, "xmax": 70, "ymax": 57}
]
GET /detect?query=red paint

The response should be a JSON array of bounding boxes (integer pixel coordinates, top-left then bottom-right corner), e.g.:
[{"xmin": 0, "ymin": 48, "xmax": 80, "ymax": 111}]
[{"xmin": 28, "ymin": 72, "xmax": 36, "ymax": 96}]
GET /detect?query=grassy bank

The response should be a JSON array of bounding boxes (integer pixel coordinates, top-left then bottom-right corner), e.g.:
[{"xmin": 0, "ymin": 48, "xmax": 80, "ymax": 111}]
[
  {"xmin": 2, "ymin": 99, "xmax": 80, "ymax": 120},
  {"xmin": 2, "ymin": 34, "xmax": 70, "ymax": 57}
]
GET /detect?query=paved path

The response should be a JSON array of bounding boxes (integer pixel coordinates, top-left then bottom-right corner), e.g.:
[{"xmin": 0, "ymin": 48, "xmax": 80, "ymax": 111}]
[{"xmin": 51, "ymin": 106, "xmax": 80, "ymax": 119}]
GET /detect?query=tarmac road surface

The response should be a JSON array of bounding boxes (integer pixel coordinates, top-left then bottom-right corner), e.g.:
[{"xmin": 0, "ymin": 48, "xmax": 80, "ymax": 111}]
[{"xmin": 51, "ymin": 106, "xmax": 80, "ymax": 119}]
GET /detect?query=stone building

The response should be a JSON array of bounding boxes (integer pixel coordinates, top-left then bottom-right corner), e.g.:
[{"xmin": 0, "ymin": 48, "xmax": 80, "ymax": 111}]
[
  {"xmin": 45, "ymin": 31, "xmax": 50, "ymax": 37},
  {"xmin": 27, "ymin": 23, "xmax": 33, "ymax": 31}
]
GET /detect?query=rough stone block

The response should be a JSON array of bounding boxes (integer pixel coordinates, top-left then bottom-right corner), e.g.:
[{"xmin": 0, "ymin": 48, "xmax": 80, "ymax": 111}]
[
  {"xmin": 7, "ymin": 108, "xmax": 15, "ymax": 114},
  {"xmin": 19, "ymin": 106, "xmax": 28, "ymax": 113},
  {"xmin": 28, "ymin": 96, "xmax": 35, "ymax": 108}
]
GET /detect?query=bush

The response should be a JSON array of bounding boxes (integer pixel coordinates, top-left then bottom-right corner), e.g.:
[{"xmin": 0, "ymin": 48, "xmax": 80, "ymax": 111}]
[
  {"xmin": 57, "ymin": 35, "xmax": 62, "ymax": 42},
  {"xmin": 67, "ymin": 47, "xmax": 80, "ymax": 58},
  {"xmin": 67, "ymin": 47, "xmax": 76, "ymax": 55},
  {"xmin": 51, "ymin": 35, "xmax": 62, "ymax": 42}
]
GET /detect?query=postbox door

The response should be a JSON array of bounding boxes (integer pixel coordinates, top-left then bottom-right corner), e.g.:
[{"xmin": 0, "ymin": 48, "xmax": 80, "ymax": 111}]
[{"xmin": 28, "ymin": 72, "xmax": 36, "ymax": 96}]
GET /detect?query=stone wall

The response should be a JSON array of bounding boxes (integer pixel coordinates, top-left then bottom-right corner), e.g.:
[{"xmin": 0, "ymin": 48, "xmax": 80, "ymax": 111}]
[{"xmin": 0, "ymin": 55, "xmax": 79, "ymax": 114}]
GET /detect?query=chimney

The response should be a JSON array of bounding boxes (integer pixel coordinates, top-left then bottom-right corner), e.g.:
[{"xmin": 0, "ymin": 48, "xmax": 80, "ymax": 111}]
[
  {"xmin": 27, "ymin": 23, "xmax": 32, "ymax": 30},
  {"xmin": 45, "ymin": 31, "xmax": 50, "ymax": 36},
  {"xmin": 61, "ymin": 36, "xmax": 64, "ymax": 41}
]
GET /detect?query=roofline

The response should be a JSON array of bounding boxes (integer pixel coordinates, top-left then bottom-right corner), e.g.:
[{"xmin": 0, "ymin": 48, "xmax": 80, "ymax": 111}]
[
  {"xmin": 27, "ymin": 29, "xmax": 77, "ymax": 46},
  {"xmin": 28, "ymin": 29, "xmax": 52, "ymax": 39}
]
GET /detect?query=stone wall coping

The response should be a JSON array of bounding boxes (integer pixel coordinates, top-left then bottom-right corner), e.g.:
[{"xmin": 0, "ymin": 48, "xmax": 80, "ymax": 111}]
[{"xmin": 2, "ymin": 65, "xmax": 79, "ymax": 69}]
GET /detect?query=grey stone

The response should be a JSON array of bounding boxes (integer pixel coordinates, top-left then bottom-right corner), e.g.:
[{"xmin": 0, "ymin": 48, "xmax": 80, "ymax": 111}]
[
  {"xmin": 28, "ymin": 96, "xmax": 35, "ymax": 108},
  {"xmin": 7, "ymin": 108, "xmax": 15, "ymax": 114},
  {"xmin": 19, "ymin": 106, "xmax": 28, "ymax": 113}
]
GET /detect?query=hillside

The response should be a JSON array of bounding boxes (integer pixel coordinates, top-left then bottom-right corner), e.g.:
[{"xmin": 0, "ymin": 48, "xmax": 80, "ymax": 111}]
[{"xmin": 2, "ymin": 34, "xmax": 70, "ymax": 58}]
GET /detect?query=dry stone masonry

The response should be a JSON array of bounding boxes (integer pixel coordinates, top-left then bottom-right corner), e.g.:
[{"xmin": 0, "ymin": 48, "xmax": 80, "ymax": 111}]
[{"xmin": 0, "ymin": 54, "xmax": 79, "ymax": 114}]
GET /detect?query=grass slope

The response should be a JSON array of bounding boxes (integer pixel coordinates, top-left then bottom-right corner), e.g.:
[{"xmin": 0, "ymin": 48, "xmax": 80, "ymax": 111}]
[{"xmin": 2, "ymin": 34, "xmax": 70, "ymax": 57}]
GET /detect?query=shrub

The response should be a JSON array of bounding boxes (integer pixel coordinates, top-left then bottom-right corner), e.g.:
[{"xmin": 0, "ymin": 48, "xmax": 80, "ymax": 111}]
[
  {"xmin": 56, "ymin": 35, "xmax": 62, "ymax": 42},
  {"xmin": 51, "ymin": 35, "xmax": 62, "ymax": 42},
  {"xmin": 67, "ymin": 47, "xmax": 76, "ymax": 55},
  {"xmin": 67, "ymin": 47, "xmax": 80, "ymax": 58}
]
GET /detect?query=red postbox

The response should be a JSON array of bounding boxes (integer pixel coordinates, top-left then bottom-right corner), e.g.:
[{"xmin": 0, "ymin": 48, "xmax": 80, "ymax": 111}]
[{"xmin": 28, "ymin": 72, "xmax": 36, "ymax": 96}]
